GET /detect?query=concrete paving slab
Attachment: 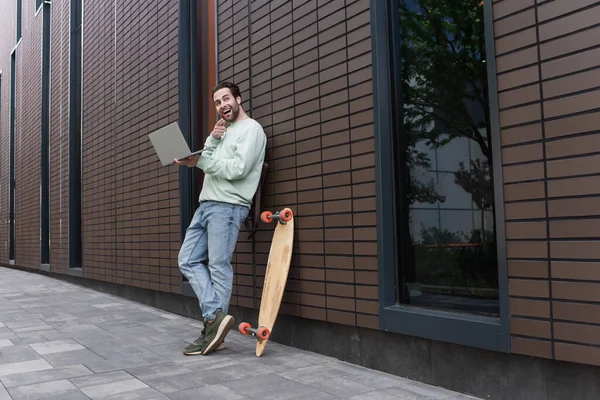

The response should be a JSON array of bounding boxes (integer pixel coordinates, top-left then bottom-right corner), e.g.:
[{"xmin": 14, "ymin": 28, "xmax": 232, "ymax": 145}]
[
  {"xmin": 6, "ymin": 379, "xmax": 88, "ymax": 400},
  {"xmin": 0, "ymin": 267, "xmax": 482, "ymax": 400}
]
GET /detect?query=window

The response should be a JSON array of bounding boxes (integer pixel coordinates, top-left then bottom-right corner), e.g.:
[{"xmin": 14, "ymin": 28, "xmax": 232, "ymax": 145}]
[
  {"xmin": 41, "ymin": 0, "xmax": 51, "ymax": 264},
  {"xmin": 10, "ymin": 51, "xmax": 16, "ymax": 262},
  {"xmin": 36, "ymin": 0, "xmax": 43, "ymax": 12},
  {"xmin": 69, "ymin": 0, "xmax": 83, "ymax": 269},
  {"xmin": 17, "ymin": 0, "xmax": 22, "ymax": 40},
  {"xmin": 394, "ymin": 0, "xmax": 499, "ymax": 316},
  {"xmin": 372, "ymin": 0, "xmax": 508, "ymax": 352}
]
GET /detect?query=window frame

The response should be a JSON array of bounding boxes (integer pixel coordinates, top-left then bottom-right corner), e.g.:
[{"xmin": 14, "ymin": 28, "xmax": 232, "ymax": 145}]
[
  {"xmin": 68, "ymin": 0, "xmax": 83, "ymax": 272},
  {"xmin": 370, "ymin": 0, "xmax": 510, "ymax": 353},
  {"xmin": 41, "ymin": 0, "xmax": 51, "ymax": 267},
  {"xmin": 10, "ymin": 47, "xmax": 18, "ymax": 265},
  {"xmin": 17, "ymin": 0, "xmax": 22, "ymax": 40},
  {"xmin": 35, "ymin": 0, "xmax": 44, "ymax": 15}
]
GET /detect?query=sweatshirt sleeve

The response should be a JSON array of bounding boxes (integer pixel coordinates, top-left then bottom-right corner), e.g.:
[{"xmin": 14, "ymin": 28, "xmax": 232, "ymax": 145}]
[{"xmin": 197, "ymin": 124, "xmax": 265, "ymax": 180}]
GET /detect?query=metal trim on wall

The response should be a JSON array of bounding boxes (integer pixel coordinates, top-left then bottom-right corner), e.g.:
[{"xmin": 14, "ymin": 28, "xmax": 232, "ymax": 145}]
[
  {"xmin": 371, "ymin": 0, "xmax": 510, "ymax": 353},
  {"xmin": 179, "ymin": 0, "xmax": 214, "ymax": 298},
  {"xmin": 483, "ymin": 0, "xmax": 511, "ymax": 354},
  {"xmin": 41, "ymin": 0, "xmax": 52, "ymax": 266},
  {"xmin": 178, "ymin": 0, "xmax": 193, "ymax": 247}
]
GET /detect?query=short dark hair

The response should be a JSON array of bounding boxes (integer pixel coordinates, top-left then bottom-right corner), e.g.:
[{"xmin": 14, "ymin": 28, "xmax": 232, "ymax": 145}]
[{"xmin": 212, "ymin": 82, "xmax": 241, "ymax": 99}]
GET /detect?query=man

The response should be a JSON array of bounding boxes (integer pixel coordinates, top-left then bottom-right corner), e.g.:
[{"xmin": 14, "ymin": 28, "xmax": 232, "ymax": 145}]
[{"xmin": 174, "ymin": 82, "xmax": 267, "ymax": 356}]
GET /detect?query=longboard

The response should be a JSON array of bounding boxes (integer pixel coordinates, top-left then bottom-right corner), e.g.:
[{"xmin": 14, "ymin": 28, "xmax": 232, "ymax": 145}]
[{"xmin": 238, "ymin": 207, "xmax": 294, "ymax": 357}]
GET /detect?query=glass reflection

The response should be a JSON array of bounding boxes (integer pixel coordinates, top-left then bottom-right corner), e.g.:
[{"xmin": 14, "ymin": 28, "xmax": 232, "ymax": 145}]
[{"xmin": 396, "ymin": 0, "xmax": 499, "ymax": 315}]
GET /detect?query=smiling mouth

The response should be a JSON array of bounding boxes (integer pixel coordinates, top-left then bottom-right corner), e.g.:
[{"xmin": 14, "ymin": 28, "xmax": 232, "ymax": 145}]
[{"xmin": 222, "ymin": 108, "xmax": 232, "ymax": 117}]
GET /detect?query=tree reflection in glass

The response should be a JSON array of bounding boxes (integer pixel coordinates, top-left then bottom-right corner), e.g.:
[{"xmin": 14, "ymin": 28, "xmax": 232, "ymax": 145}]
[{"xmin": 396, "ymin": 0, "xmax": 499, "ymax": 315}]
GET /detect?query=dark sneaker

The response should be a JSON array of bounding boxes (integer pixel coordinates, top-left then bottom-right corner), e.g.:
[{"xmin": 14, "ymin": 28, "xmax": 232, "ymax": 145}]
[
  {"xmin": 183, "ymin": 328, "xmax": 206, "ymax": 356},
  {"xmin": 201, "ymin": 311, "xmax": 234, "ymax": 355}
]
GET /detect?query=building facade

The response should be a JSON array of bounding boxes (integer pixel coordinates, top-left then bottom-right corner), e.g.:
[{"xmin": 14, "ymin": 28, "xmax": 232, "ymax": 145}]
[{"xmin": 1, "ymin": 1, "xmax": 600, "ymax": 398}]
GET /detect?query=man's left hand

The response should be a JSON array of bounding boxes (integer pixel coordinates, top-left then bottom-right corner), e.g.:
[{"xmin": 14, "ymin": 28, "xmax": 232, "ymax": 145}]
[{"xmin": 173, "ymin": 154, "xmax": 200, "ymax": 167}]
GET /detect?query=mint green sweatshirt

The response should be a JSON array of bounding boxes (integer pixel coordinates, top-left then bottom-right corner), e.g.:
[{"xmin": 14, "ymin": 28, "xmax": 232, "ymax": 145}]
[{"xmin": 196, "ymin": 118, "xmax": 267, "ymax": 208}]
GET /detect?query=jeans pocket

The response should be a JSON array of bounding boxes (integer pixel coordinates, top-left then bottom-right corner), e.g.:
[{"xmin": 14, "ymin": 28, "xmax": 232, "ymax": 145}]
[{"xmin": 234, "ymin": 206, "xmax": 250, "ymax": 230}]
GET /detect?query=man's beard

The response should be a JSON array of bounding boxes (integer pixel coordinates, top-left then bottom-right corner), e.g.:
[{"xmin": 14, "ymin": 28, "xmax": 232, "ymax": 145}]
[{"xmin": 222, "ymin": 104, "xmax": 239, "ymax": 122}]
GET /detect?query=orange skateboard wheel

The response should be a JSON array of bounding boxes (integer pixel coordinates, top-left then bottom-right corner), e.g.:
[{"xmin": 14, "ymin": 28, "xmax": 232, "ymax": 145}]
[
  {"xmin": 238, "ymin": 322, "xmax": 251, "ymax": 335},
  {"xmin": 279, "ymin": 208, "xmax": 293, "ymax": 222},
  {"xmin": 261, "ymin": 211, "xmax": 273, "ymax": 223},
  {"xmin": 256, "ymin": 326, "xmax": 270, "ymax": 340}
]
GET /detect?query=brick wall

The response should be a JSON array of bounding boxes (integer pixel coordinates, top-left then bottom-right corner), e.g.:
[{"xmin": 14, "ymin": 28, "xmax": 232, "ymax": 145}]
[
  {"xmin": 0, "ymin": 0, "xmax": 17, "ymax": 265},
  {"xmin": 17, "ymin": 1, "xmax": 43, "ymax": 270},
  {"xmin": 49, "ymin": 0, "xmax": 70, "ymax": 273},
  {"xmin": 217, "ymin": 0, "xmax": 379, "ymax": 329},
  {"xmin": 81, "ymin": 0, "xmax": 181, "ymax": 291},
  {"xmin": 0, "ymin": 0, "xmax": 182, "ymax": 287},
  {"xmin": 494, "ymin": 0, "xmax": 600, "ymax": 366},
  {"xmin": 0, "ymin": 1, "xmax": 43, "ymax": 269}
]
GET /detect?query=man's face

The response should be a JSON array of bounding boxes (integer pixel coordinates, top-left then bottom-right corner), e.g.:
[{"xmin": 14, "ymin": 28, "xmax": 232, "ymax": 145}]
[{"xmin": 213, "ymin": 88, "xmax": 240, "ymax": 122}]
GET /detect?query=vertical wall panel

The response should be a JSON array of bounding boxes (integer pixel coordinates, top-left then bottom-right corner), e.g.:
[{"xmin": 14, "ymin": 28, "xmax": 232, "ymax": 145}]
[
  {"xmin": 495, "ymin": 0, "xmax": 600, "ymax": 366},
  {"xmin": 217, "ymin": 0, "xmax": 377, "ymax": 328}
]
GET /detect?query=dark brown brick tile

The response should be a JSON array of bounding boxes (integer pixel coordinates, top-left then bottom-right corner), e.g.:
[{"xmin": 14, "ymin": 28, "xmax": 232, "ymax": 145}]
[
  {"xmin": 501, "ymin": 123, "xmax": 542, "ymax": 146},
  {"xmin": 497, "ymin": 66, "xmax": 539, "ymax": 91},
  {"xmin": 499, "ymin": 84, "xmax": 540, "ymax": 109},
  {"xmin": 540, "ymin": 25, "xmax": 600, "ymax": 61},
  {"xmin": 555, "ymin": 343, "xmax": 600, "ymax": 367},
  {"xmin": 504, "ymin": 181, "xmax": 545, "ymax": 201},
  {"xmin": 500, "ymin": 103, "xmax": 541, "ymax": 127},
  {"xmin": 550, "ymin": 219, "xmax": 600, "ymax": 239},
  {"xmin": 552, "ymin": 281, "xmax": 600, "ymax": 302},
  {"xmin": 511, "ymin": 336, "xmax": 552, "ymax": 359},
  {"xmin": 494, "ymin": 9, "xmax": 535, "ymax": 37},
  {"xmin": 497, "ymin": 47, "xmax": 538, "ymax": 74},
  {"xmin": 509, "ymin": 279, "xmax": 550, "ymax": 298},
  {"xmin": 493, "ymin": 0, "xmax": 534, "ymax": 20},
  {"xmin": 544, "ymin": 89, "xmax": 600, "ymax": 119},
  {"xmin": 548, "ymin": 176, "xmax": 600, "ymax": 198},
  {"xmin": 327, "ymin": 309, "xmax": 356, "ymax": 325},
  {"xmin": 508, "ymin": 260, "xmax": 549, "ymax": 279},
  {"xmin": 327, "ymin": 296, "xmax": 356, "ymax": 312},
  {"xmin": 501, "ymin": 143, "xmax": 543, "ymax": 164},
  {"xmin": 554, "ymin": 322, "xmax": 600, "ymax": 346},
  {"xmin": 346, "ymin": 8, "xmax": 369, "ymax": 31},
  {"xmin": 505, "ymin": 201, "xmax": 546, "ymax": 220},
  {"xmin": 357, "ymin": 314, "xmax": 378, "ymax": 329},
  {"xmin": 503, "ymin": 162, "xmax": 545, "ymax": 183},
  {"xmin": 537, "ymin": 0, "xmax": 598, "ymax": 22},
  {"xmin": 548, "ymin": 197, "xmax": 600, "ymax": 218},
  {"xmin": 546, "ymin": 133, "xmax": 600, "ymax": 159},
  {"xmin": 542, "ymin": 47, "xmax": 600, "ymax": 80},
  {"xmin": 507, "ymin": 241, "xmax": 548, "ymax": 259},
  {"xmin": 553, "ymin": 301, "xmax": 600, "ymax": 325},
  {"xmin": 506, "ymin": 222, "xmax": 547, "ymax": 240},
  {"xmin": 511, "ymin": 318, "xmax": 552, "ymax": 339},
  {"xmin": 496, "ymin": 28, "xmax": 536, "ymax": 55},
  {"xmin": 346, "ymin": 0, "xmax": 369, "ymax": 18},
  {"xmin": 544, "ymin": 111, "xmax": 600, "ymax": 139},
  {"xmin": 301, "ymin": 306, "xmax": 327, "ymax": 321}
]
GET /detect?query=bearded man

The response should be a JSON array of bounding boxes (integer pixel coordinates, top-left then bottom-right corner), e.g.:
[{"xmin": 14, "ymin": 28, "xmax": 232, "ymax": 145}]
[{"xmin": 174, "ymin": 82, "xmax": 267, "ymax": 356}]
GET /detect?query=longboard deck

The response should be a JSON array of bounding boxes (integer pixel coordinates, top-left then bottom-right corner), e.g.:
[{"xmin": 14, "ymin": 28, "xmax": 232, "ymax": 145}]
[
  {"xmin": 256, "ymin": 213, "xmax": 294, "ymax": 356},
  {"xmin": 237, "ymin": 208, "xmax": 294, "ymax": 357}
]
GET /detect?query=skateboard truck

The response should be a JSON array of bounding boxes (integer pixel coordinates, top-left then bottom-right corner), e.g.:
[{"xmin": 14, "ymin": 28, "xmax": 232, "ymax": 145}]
[
  {"xmin": 238, "ymin": 322, "xmax": 271, "ymax": 342},
  {"xmin": 261, "ymin": 208, "xmax": 293, "ymax": 225}
]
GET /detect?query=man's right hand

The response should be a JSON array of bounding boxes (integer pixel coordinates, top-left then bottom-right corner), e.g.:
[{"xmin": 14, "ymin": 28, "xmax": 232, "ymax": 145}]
[
  {"xmin": 211, "ymin": 119, "xmax": 226, "ymax": 140},
  {"xmin": 173, "ymin": 154, "xmax": 200, "ymax": 167}
]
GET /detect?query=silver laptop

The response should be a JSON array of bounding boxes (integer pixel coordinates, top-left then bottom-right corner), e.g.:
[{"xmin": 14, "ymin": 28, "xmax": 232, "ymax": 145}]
[{"xmin": 148, "ymin": 122, "xmax": 204, "ymax": 166}]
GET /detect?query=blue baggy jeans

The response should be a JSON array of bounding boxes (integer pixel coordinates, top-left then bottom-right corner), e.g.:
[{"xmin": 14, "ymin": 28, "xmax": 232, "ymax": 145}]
[{"xmin": 178, "ymin": 201, "xmax": 249, "ymax": 321}]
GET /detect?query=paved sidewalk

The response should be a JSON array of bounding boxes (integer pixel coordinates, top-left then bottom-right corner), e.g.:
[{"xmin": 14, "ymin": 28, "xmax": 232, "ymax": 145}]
[{"xmin": 0, "ymin": 267, "xmax": 480, "ymax": 400}]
